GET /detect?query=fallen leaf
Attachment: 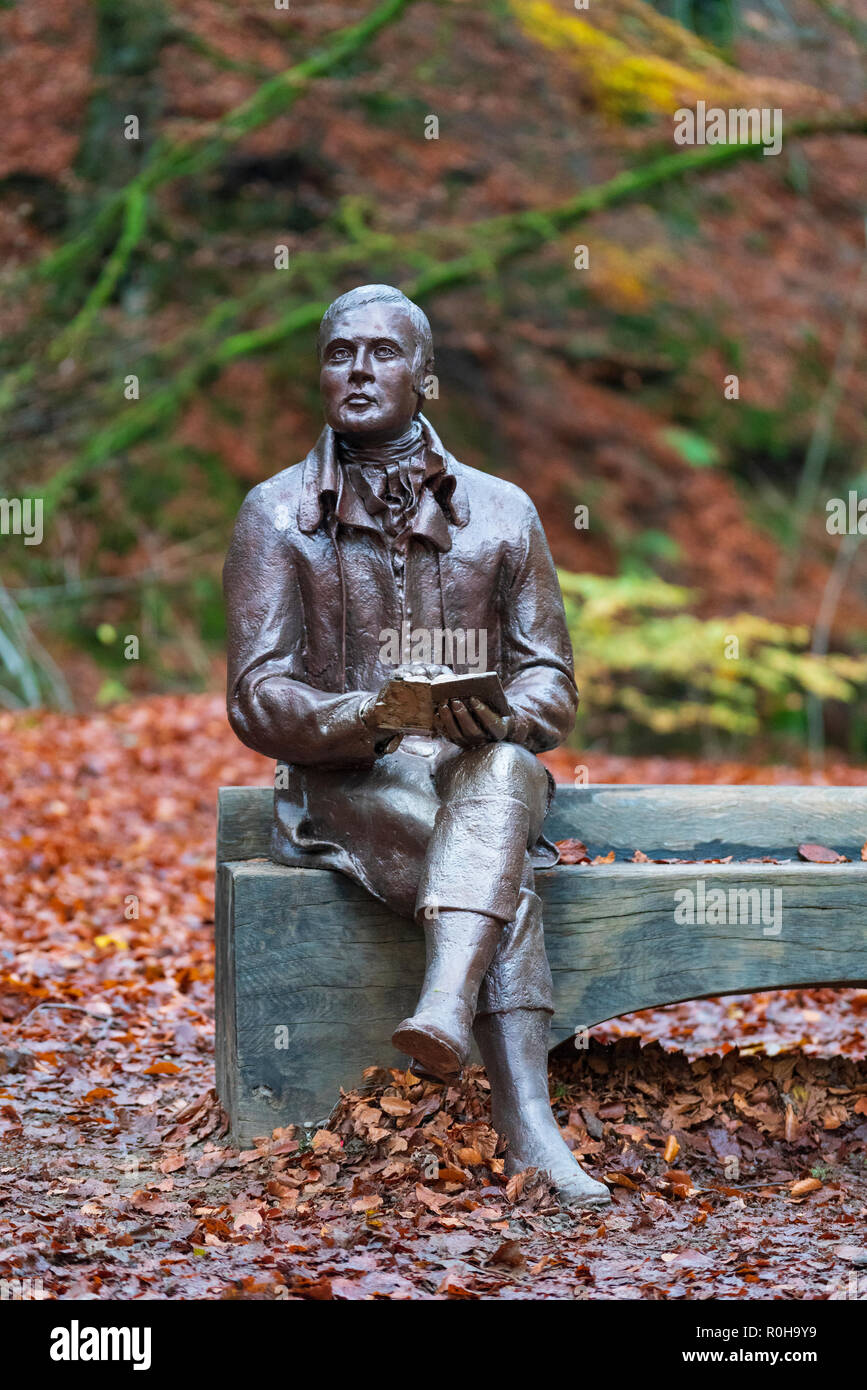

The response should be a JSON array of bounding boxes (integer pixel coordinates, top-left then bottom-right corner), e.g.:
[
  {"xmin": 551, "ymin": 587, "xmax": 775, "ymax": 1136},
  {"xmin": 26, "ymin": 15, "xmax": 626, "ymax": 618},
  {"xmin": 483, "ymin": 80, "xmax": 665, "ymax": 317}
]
[
  {"xmin": 790, "ymin": 1178, "xmax": 822, "ymax": 1197},
  {"xmin": 797, "ymin": 843, "xmax": 846, "ymax": 863},
  {"xmin": 233, "ymin": 1209, "xmax": 263, "ymax": 1232},
  {"xmin": 489, "ymin": 1239, "xmax": 525, "ymax": 1268},
  {"xmin": 380, "ymin": 1096, "xmax": 412, "ymax": 1117},
  {"xmin": 556, "ymin": 839, "xmax": 590, "ymax": 864}
]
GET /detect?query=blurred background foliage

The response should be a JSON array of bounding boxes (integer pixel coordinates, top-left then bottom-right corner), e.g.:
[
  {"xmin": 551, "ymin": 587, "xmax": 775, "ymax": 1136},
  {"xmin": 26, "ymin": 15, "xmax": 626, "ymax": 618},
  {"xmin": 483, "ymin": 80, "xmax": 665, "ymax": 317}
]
[{"xmin": 0, "ymin": 0, "xmax": 864, "ymax": 762}]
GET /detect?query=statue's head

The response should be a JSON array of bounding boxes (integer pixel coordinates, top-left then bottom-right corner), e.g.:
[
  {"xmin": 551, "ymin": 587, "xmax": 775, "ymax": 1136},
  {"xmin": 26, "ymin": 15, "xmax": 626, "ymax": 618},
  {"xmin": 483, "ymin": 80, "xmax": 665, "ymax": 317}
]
[{"xmin": 317, "ymin": 284, "xmax": 434, "ymax": 443}]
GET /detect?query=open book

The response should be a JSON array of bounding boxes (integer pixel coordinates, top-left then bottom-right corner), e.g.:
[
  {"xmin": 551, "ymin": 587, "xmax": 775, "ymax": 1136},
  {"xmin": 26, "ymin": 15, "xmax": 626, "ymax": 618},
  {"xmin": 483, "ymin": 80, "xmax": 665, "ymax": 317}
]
[{"xmin": 371, "ymin": 670, "xmax": 511, "ymax": 734}]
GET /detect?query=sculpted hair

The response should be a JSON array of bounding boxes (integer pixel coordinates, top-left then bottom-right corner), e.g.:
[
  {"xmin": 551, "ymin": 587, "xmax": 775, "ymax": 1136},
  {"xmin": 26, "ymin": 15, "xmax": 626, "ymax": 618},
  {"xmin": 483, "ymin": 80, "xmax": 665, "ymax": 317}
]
[{"xmin": 317, "ymin": 284, "xmax": 434, "ymax": 389}]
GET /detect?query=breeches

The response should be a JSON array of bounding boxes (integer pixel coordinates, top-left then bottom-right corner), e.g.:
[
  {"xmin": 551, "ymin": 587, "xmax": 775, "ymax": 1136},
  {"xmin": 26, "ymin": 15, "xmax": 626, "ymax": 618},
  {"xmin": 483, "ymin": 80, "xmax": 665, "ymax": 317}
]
[{"xmin": 273, "ymin": 737, "xmax": 556, "ymax": 1015}]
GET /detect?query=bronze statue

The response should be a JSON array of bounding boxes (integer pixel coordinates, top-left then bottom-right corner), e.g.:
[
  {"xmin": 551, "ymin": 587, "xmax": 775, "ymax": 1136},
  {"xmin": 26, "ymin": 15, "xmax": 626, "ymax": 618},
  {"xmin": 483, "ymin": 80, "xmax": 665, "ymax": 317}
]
[{"xmin": 223, "ymin": 284, "xmax": 611, "ymax": 1209}]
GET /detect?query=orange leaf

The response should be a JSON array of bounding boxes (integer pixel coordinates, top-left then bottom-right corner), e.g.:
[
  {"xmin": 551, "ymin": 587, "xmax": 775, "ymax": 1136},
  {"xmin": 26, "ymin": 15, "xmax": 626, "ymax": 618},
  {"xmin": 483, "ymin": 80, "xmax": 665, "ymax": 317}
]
[
  {"xmin": 82, "ymin": 1087, "xmax": 115, "ymax": 1103},
  {"xmin": 663, "ymin": 1134, "xmax": 680, "ymax": 1163},
  {"xmin": 556, "ymin": 839, "xmax": 590, "ymax": 864},
  {"xmin": 438, "ymin": 1165, "xmax": 468, "ymax": 1184},
  {"xmin": 605, "ymin": 1172, "xmax": 638, "ymax": 1190},
  {"xmin": 311, "ymin": 1128, "xmax": 341, "ymax": 1150},
  {"xmin": 143, "ymin": 1061, "xmax": 181, "ymax": 1075},
  {"xmin": 790, "ymin": 1177, "xmax": 822, "ymax": 1197}
]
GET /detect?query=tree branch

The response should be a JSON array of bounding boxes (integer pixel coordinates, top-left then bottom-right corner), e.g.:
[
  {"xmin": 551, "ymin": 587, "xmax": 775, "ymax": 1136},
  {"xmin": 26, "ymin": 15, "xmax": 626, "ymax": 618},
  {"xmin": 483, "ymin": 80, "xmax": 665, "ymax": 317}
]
[
  {"xmin": 39, "ymin": 112, "xmax": 867, "ymax": 514},
  {"xmin": 31, "ymin": 0, "xmax": 418, "ymax": 289}
]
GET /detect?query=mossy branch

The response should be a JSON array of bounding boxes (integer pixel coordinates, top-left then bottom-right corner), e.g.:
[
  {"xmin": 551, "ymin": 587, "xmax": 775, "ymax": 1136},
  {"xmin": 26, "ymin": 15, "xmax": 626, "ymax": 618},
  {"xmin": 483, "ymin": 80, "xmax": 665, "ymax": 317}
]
[
  {"xmin": 39, "ymin": 112, "xmax": 867, "ymax": 515},
  {"xmin": 32, "ymin": 0, "xmax": 418, "ymax": 289},
  {"xmin": 49, "ymin": 188, "xmax": 149, "ymax": 364}
]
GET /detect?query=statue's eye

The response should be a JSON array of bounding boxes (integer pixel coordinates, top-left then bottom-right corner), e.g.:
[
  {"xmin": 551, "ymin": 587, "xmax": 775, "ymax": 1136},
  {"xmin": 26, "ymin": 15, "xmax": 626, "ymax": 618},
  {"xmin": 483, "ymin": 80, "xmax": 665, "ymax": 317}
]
[
  {"xmin": 327, "ymin": 347, "xmax": 351, "ymax": 362},
  {"xmin": 374, "ymin": 344, "xmax": 398, "ymax": 358}
]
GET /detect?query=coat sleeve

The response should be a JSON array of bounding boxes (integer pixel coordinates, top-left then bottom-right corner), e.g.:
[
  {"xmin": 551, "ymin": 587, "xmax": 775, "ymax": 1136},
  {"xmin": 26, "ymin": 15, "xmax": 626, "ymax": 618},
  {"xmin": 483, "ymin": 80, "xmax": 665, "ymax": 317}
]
[
  {"xmin": 499, "ymin": 497, "xmax": 579, "ymax": 753},
  {"xmin": 223, "ymin": 487, "xmax": 385, "ymax": 767}
]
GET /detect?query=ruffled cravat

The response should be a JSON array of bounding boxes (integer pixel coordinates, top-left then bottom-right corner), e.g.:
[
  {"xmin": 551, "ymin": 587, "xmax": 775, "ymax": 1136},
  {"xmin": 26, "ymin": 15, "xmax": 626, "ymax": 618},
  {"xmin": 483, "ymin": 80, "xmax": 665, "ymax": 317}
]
[{"xmin": 338, "ymin": 420, "xmax": 428, "ymax": 537}]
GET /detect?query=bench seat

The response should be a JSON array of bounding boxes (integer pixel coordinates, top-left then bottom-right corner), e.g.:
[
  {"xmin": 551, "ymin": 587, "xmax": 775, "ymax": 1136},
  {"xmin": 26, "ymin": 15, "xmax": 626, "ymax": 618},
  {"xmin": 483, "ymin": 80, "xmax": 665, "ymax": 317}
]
[{"xmin": 216, "ymin": 784, "xmax": 867, "ymax": 1143}]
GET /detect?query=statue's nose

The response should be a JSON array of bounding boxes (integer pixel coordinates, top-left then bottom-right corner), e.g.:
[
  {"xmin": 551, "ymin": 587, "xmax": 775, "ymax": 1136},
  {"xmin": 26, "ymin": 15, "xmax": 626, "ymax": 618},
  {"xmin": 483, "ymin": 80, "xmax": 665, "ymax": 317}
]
[{"xmin": 349, "ymin": 354, "xmax": 374, "ymax": 380}]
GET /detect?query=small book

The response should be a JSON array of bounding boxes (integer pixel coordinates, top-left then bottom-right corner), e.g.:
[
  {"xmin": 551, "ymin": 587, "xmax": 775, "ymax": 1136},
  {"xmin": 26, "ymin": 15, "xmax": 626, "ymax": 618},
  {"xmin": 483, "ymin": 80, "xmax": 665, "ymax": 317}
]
[{"xmin": 372, "ymin": 670, "xmax": 511, "ymax": 734}]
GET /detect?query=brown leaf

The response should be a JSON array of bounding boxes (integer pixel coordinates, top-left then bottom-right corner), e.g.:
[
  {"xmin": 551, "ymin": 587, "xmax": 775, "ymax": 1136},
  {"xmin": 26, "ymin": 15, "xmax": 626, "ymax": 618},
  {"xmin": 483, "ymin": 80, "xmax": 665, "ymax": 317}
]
[
  {"xmin": 797, "ymin": 843, "xmax": 846, "ymax": 863},
  {"xmin": 605, "ymin": 1172, "xmax": 638, "ymax": 1190},
  {"xmin": 350, "ymin": 1195, "xmax": 383, "ymax": 1214},
  {"xmin": 311, "ymin": 1128, "xmax": 341, "ymax": 1151},
  {"xmin": 663, "ymin": 1169, "xmax": 696, "ymax": 1198},
  {"xmin": 662, "ymin": 1134, "xmax": 680, "ymax": 1163},
  {"xmin": 556, "ymin": 838, "xmax": 590, "ymax": 864},
  {"xmin": 415, "ymin": 1183, "xmax": 450, "ymax": 1212},
  {"xmin": 380, "ymin": 1096, "xmax": 412, "ymax": 1117},
  {"xmin": 597, "ymin": 1102, "xmax": 625, "ymax": 1120},
  {"xmin": 489, "ymin": 1238, "xmax": 526, "ymax": 1268},
  {"xmin": 158, "ymin": 1152, "xmax": 186, "ymax": 1174}
]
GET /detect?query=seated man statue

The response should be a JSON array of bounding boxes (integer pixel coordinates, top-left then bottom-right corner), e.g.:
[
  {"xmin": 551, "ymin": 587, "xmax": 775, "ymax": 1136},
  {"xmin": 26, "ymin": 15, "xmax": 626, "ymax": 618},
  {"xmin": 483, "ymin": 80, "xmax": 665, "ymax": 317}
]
[{"xmin": 223, "ymin": 283, "xmax": 610, "ymax": 1209}]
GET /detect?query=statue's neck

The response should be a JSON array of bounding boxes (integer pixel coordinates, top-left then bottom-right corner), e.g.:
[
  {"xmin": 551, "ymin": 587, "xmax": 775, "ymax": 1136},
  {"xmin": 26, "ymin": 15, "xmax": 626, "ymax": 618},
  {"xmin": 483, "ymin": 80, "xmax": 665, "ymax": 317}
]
[{"xmin": 337, "ymin": 419, "xmax": 424, "ymax": 469}]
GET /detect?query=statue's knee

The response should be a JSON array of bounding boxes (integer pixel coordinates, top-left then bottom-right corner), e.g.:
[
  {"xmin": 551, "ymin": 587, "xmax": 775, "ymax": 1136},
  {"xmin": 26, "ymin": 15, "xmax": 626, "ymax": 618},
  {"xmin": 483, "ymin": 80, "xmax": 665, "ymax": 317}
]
[{"xmin": 441, "ymin": 741, "xmax": 547, "ymax": 804}]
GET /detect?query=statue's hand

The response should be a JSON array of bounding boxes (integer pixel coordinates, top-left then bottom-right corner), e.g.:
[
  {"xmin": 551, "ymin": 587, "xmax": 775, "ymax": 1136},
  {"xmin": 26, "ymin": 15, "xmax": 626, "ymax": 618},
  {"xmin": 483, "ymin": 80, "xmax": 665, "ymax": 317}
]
[
  {"xmin": 391, "ymin": 661, "xmax": 453, "ymax": 682},
  {"xmin": 434, "ymin": 697, "xmax": 509, "ymax": 747},
  {"xmin": 360, "ymin": 662, "xmax": 454, "ymax": 737}
]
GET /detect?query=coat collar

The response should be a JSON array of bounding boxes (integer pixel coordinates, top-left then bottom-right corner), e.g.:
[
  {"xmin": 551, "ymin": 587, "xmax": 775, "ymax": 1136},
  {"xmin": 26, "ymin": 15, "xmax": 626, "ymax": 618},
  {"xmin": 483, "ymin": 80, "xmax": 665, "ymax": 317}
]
[{"xmin": 297, "ymin": 414, "xmax": 469, "ymax": 546}]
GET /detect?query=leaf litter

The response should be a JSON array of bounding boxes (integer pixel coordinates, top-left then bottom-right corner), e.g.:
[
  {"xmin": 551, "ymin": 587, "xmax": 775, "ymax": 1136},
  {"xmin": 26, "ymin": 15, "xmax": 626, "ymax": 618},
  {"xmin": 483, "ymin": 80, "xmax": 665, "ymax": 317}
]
[{"xmin": 2, "ymin": 695, "xmax": 867, "ymax": 1299}]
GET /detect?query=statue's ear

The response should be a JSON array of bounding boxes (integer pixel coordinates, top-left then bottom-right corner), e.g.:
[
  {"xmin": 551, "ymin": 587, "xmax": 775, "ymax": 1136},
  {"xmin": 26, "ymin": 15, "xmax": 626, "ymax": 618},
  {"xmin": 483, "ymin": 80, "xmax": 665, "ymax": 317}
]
[{"xmin": 413, "ymin": 354, "xmax": 434, "ymax": 396}]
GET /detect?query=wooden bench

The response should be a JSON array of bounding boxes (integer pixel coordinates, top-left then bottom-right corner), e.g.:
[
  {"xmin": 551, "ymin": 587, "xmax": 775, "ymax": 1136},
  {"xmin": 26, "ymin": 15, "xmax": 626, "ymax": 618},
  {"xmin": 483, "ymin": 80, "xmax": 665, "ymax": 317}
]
[{"xmin": 216, "ymin": 784, "xmax": 867, "ymax": 1144}]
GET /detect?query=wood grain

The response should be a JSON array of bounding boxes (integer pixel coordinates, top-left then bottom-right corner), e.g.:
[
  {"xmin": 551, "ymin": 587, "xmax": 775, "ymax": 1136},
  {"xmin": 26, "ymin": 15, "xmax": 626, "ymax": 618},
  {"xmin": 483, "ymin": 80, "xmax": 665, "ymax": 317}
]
[
  {"xmin": 216, "ymin": 816, "xmax": 867, "ymax": 1140},
  {"xmin": 218, "ymin": 783, "xmax": 867, "ymax": 863}
]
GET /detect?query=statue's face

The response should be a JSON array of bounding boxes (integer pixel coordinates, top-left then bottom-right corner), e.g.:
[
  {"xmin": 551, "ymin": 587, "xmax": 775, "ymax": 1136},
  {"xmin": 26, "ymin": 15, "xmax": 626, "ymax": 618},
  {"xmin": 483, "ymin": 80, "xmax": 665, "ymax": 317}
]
[{"xmin": 319, "ymin": 303, "xmax": 422, "ymax": 442}]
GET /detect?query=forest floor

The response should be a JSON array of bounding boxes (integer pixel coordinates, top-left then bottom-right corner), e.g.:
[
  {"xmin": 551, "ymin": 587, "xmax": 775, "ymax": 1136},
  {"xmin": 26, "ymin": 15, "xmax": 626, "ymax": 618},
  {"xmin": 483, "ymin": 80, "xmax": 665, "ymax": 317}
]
[{"xmin": 1, "ymin": 694, "xmax": 867, "ymax": 1301}]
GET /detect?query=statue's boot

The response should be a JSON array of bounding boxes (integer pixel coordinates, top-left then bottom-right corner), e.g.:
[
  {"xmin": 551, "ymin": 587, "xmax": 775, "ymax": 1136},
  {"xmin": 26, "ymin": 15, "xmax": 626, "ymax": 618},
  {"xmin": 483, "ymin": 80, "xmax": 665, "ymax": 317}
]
[
  {"xmin": 392, "ymin": 910, "xmax": 500, "ymax": 1079},
  {"xmin": 474, "ymin": 1006, "xmax": 611, "ymax": 1210}
]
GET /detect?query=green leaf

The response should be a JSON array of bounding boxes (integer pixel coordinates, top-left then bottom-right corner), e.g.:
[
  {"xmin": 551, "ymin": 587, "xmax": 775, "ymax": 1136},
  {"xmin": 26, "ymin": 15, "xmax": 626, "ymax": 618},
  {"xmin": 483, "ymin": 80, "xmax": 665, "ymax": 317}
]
[{"xmin": 661, "ymin": 427, "xmax": 720, "ymax": 468}]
